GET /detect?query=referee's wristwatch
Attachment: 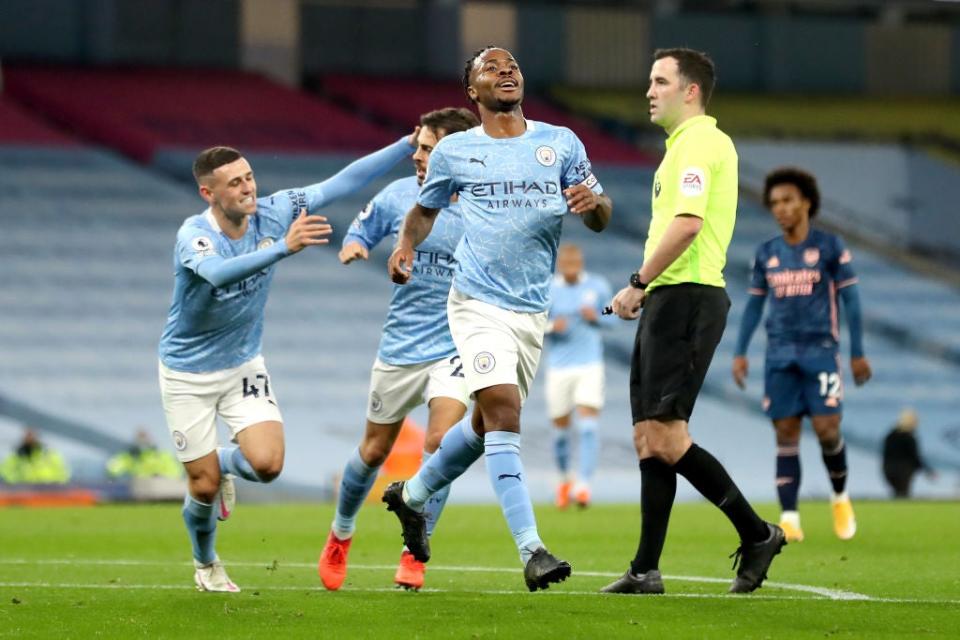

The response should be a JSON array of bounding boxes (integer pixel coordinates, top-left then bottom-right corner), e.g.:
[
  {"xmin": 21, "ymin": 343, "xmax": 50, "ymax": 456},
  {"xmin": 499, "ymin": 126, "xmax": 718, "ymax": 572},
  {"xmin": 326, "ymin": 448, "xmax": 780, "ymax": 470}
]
[{"xmin": 629, "ymin": 272, "xmax": 648, "ymax": 290}]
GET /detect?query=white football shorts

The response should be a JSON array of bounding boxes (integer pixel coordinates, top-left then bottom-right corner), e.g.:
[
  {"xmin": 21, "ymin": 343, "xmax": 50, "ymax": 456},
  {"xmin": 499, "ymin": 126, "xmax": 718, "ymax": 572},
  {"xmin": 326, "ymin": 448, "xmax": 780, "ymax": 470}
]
[
  {"xmin": 159, "ymin": 355, "xmax": 283, "ymax": 462},
  {"xmin": 545, "ymin": 363, "xmax": 605, "ymax": 419},
  {"xmin": 366, "ymin": 355, "xmax": 470, "ymax": 424},
  {"xmin": 447, "ymin": 287, "xmax": 548, "ymax": 403}
]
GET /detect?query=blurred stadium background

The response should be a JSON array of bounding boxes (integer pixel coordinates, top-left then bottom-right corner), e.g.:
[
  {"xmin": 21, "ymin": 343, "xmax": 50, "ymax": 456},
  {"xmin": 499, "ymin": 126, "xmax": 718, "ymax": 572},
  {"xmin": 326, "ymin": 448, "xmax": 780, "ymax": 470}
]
[{"xmin": 1, "ymin": 0, "xmax": 958, "ymax": 505}]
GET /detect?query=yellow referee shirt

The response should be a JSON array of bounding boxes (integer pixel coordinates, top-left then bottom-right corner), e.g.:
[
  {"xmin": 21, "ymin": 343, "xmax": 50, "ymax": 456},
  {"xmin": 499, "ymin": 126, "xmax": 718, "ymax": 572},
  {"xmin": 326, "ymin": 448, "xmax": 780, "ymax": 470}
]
[{"xmin": 645, "ymin": 115, "xmax": 738, "ymax": 291}]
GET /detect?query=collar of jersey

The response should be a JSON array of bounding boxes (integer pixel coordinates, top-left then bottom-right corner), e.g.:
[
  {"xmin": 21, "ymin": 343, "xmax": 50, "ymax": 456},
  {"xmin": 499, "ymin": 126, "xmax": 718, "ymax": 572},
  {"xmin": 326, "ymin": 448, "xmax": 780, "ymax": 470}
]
[
  {"xmin": 203, "ymin": 208, "xmax": 223, "ymax": 234},
  {"xmin": 665, "ymin": 115, "xmax": 716, "ymax": 149},
  {"xmin": 473, "ymin": 118, "xmax": 536, "ymax": 137}
]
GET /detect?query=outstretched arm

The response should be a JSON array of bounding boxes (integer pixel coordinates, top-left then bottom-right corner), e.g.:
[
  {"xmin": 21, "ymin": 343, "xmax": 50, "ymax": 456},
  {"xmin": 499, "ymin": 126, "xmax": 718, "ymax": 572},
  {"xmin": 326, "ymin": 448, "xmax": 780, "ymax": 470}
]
[
  {"xmin": 197, "ymin": 211, "xmax": 331, "ymax": 287},
  {"xmin": 304, "ymin": 132, "xmax": 417, "ymax": 210}
]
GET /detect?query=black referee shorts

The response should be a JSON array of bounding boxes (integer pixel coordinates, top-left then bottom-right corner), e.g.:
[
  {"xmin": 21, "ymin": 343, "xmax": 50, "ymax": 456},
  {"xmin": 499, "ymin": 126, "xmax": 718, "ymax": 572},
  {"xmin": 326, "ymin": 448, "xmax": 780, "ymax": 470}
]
[{"xmin": 629, "ymin": 283, "xmax": 730, "ymax": 424}]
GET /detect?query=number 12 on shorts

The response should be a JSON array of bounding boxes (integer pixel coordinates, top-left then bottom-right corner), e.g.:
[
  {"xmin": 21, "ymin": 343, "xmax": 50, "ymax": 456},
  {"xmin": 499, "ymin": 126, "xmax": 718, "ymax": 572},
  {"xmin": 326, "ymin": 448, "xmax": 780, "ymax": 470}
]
[{"xmin": 817, "ymin": 371, "xmax": 841, "ymax": 399}]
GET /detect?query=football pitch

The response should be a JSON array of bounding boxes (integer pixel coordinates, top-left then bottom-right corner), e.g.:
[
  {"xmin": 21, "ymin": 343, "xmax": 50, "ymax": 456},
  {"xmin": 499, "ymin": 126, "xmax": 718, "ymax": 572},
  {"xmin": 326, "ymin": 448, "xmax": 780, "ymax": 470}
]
[{"xmin": 2, "ymin": 500, "xmax": 957, "ymax": 638}]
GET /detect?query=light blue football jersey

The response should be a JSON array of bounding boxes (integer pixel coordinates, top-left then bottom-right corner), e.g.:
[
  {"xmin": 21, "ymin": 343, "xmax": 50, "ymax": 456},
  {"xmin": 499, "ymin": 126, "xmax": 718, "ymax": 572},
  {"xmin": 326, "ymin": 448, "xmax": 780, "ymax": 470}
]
[
  {"xmin": 418, "ymin": 120, "xmax": 603, "ymax": 313},
  {"xmin": 546, "ymin": 272, "xmax": 614, "ymax": 368},
  {"xmin": 343, "ymin": 176, "xmax": 463, "ymax": 366}
]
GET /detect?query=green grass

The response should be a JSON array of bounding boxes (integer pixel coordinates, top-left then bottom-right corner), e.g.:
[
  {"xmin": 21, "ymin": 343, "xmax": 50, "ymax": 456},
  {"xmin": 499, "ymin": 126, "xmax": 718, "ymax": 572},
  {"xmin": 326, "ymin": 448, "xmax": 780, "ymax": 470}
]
[{"xmin": 2, "ymin": 501, "xmax": 958, "ymax": 638}]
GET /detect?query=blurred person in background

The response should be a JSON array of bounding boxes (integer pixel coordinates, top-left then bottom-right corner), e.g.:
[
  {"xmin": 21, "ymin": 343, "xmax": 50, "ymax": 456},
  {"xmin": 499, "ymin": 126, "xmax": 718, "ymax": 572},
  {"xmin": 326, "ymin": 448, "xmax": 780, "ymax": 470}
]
[
  {"xmin": 106, "ymin": 428, "xmax": 182, "ymax": 480},
  {"xmin": 883, "ymin": 408, "xmax": 935, "ymax": 498},
  {"xmin": 0, "ymin": 428, "xmax": 70, "ymax": 484},
  {"xmin": 545, "ymin": 243, "xmax": 614, "ymax": 509},
  {"xmin": 733, "ymin": 167, "xmax": 871, "ymax": 543}
]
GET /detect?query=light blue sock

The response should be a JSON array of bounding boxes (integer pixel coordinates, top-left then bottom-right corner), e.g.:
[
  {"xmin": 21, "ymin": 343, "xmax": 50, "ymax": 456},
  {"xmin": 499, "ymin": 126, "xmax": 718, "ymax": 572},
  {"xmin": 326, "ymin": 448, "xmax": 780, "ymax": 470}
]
[
  {"xmin": 332, "ymin": 448, "xmax": 379, "ymax": 539},
  {"xmin": 484, "ymin": 430, "xmax": 543, "ymax": 565},
  {"xmin": 182, "ymin": 494, "xmax": 217, "ymax": 564},
  {"xmin": 405, "ymin": 416, "xmax": 483, "ymax": 511},
  {"xmin": 218, "ymin": 446, "xmax": 261, "ymax": 482},
  {"xmin": 553, "ymin": 428, "xmax": 570, "ymax": 475},
  {"xmin": 577, "ymin": 415, "xmax": 599, "ymax": 483},
  {"xmin": 420, "ymin": 450, "xmax": 452, "ymax": 538}
]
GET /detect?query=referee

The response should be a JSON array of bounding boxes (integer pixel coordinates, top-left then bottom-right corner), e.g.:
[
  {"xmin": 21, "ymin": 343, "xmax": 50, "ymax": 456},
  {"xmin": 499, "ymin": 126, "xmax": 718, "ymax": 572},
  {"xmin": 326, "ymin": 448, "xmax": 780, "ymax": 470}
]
[{"xmin": 604, "ymin": 48, "xmax": 785, "ymax": 595}]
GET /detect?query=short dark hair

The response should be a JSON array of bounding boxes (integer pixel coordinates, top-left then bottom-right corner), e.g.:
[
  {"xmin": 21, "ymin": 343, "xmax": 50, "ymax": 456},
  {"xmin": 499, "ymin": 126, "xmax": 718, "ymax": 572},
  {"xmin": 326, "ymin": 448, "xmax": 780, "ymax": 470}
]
[
  {"xmin": 654, "ymin": 48, "xmax": 716, "ymax": 107},
  {"xmin": 193, "ymin": 146, "xmax": 242, "ymax": 183},
  {"xmin": 462, "ymin": 45, "xmax": 499, "ymax": 103},
  {"xmin": 764, "ymin": 167, "xmax": 821, "ymax": 218},
  {"xmin": 420, "ymin": 107, "xmax": 480, "ymax": 136}
]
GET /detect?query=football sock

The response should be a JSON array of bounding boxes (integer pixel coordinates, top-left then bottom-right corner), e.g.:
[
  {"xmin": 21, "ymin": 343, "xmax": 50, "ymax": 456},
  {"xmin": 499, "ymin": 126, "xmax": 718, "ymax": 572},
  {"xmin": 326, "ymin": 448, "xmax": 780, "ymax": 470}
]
[
  {"xmin": 577, "ymin": 415, "xmax": 599, "ymax": 483},
  {"xmin": 631, "ymin": 457, "xmax": 676, "ymax": 575},
  {"xmin": 420, "ymin": 450, "xmax": 451, "ymax": 538},
  {"xmin": 822, "ymin": 437, "xmax": 848, "ymax": 494},
  {"xmin": 553, "ymin": 428, "xmax": 570, "ymax": 475},
  {"xmin": 404, "ymin": 416, "xmax": 482, "ymax": 511},
  {"xmin": 183, "ymin": 494, "xmax": 217, "ymax": 565},
  {"xmin": 776, "ymin": 444, "xmax": 801, "ymax": 512},
  {"xmin": 485, "ymin": 430, "xmax": 543, "ymax": 564},
  {"xmin": 332, "ymin": 448, "xmax": 379, "ymax": 539},
  {"xmin": 673, "ymin": 444, "xmax": 768, "ymax": 544},
  {"xmin": 218, "ymin": 446, "xmax": 261, "ymax": 482}
]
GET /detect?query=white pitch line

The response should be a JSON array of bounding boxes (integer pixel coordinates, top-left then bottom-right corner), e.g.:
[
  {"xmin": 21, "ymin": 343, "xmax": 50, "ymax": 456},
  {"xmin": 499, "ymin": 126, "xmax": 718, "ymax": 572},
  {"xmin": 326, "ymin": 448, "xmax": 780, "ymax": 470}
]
[
  {"xmin": 0, "ymin": 582, "xmax": 957, "ymax": 605},
  {"xmin": 0, "ymin": 558, "xmax": 944, "ymax": 604}
]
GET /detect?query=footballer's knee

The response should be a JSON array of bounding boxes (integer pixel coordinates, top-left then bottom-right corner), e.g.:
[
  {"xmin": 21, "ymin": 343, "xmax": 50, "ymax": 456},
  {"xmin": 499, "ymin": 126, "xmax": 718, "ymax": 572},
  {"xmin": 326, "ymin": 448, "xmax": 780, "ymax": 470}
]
[
  {"xmin": 248, "ymin": 450, "xmax": 284, "ymax": 482},
  {"xmin": 359, "ymin": 438, "xmax": 391, "ymax": 467},
  {"xmin": 423, "ymin": 430, "xmax": 444, "ymax": 454},
  {"xmin": 188, "ymin": 475, "xmax": 220, "ymax": 504},
  {"xmin": 811, "ymin": 416, "xmax": 842, "ymax": 449}
]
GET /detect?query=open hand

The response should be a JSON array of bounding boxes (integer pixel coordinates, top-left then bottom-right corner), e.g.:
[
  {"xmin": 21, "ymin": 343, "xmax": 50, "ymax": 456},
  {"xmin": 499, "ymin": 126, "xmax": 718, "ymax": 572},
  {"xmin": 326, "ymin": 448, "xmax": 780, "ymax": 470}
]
[{"xmin": 285, "ymin": 209, "xmax": 332, "ymax": 253}]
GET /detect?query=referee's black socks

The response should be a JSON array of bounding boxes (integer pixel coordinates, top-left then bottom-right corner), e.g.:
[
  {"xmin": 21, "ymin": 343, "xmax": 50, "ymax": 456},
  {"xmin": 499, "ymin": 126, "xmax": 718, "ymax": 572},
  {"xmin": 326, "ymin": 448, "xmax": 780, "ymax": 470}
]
[
  {"xmin": 631, "ymin": 457, "xmax": 676, "ymax": 575},
  {"xmin": 673, "ymin": 444, "xmax": 768, "ymax": 544}
]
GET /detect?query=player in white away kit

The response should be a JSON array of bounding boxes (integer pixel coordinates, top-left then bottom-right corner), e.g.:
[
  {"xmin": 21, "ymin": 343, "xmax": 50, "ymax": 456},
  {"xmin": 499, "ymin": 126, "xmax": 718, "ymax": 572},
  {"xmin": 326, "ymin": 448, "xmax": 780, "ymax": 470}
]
[
  {"xmin": 383, "ymin": 46, "xmax": 613, "ymax": 591},
  {"xmin": 546, "ymin": 243, "xmax": 615, "ymax": 509},
  {"xmin": 158, "ymin": 134, "xmax": 416, "ymax": 592},
  {"xmin": 317, "ymin": 107, "xmax": 479, "ymax": 592}
]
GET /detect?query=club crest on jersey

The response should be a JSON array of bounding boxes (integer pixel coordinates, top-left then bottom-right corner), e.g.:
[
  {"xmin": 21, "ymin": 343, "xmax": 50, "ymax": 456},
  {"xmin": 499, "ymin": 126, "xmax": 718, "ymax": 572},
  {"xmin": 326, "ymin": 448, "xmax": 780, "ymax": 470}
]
[
  {"xmin": 474, "ymin": 352, "xmax": 496, "ymax": 374},
  {"xmin": 680, "ymin": 168, "xmax": 705, "ymax": 196},
  {"xmin": 172, "ymin": 430, "xmax": 187, "ymax": 451},
  {"xmin": 370, "ymin": 392, "xmax": 383, "ymax": 413},
  {"xmin": 654, "ymin": 178, "xmax": 661, "ymax": 198},
  {"xmin": 258, "ymin": 237, "xmax": 275, "ymax": 250},
  {"xmin": 766, "ymin": 255, "xmax": 780, "ymax": 269},
  {"xmin": 839, "ymin": 249, "xmax": 853, "ymax": 264},
  {"xmin": 803, "ymin": 247, "xmax": 820, "ymax": 266},
  {"xmin": 191, "ymin": 236, "xmax": 215, "ymax": 256},
  {"xmin": 535, "ymin": 146, "xmax": 557, "ymax": 167}
]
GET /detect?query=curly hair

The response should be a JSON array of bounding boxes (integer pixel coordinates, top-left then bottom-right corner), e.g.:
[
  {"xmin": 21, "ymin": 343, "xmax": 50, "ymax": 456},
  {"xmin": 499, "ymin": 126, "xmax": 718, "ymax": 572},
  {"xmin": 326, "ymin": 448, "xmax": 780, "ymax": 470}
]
[{"xmin": 763, "ymin": 167, "xmax": 821, "ymax": 218}]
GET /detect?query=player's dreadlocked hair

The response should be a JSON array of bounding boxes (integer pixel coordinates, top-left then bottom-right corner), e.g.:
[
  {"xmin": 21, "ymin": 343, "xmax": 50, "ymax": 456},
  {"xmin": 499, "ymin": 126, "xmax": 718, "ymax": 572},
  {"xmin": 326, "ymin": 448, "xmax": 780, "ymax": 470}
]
[
  {"xmin": 764, "ymin": 167, "xmax": 821, "ymax": 218},
  {"xmin": 462, "ymin": 45, "xmax": 499, "ymax": 103}
]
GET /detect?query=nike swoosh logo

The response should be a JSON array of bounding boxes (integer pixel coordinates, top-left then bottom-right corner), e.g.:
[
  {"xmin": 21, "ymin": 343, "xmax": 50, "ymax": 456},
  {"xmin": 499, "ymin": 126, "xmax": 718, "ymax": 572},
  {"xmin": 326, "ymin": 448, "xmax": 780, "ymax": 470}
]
[{"xmin": 497, "ymin": 472, "xmax": 522, "ymax": 481}]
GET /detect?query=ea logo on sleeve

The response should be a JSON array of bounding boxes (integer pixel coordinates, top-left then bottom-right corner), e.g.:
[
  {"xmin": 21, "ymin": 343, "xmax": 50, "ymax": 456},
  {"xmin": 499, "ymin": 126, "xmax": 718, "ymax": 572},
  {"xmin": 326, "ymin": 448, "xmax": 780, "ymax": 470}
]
[
  {"xmin": 679, "ymin": 167, "xmax": 705, "ymax": 196},
  {"xmin": 172, "ymin": 430, "xmax": 188, "ymax": 451},
  {"xmin": 474, "ymin": 352, "xmax": 496, "ymax": 374},
  {"xmin": 535, "ymin": 146, "xmax": 557, "ymax": 167}
]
